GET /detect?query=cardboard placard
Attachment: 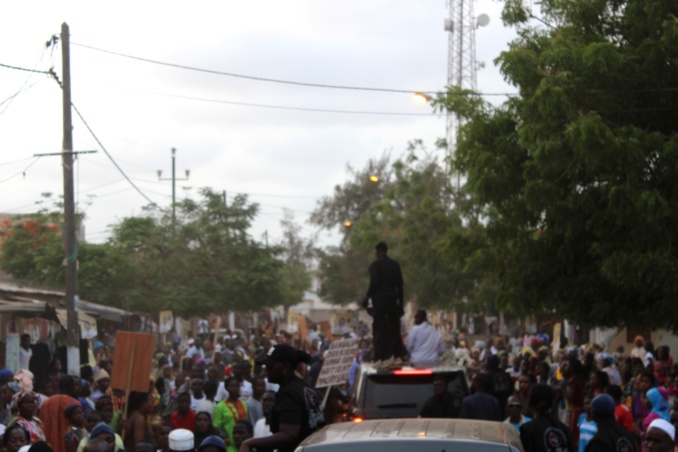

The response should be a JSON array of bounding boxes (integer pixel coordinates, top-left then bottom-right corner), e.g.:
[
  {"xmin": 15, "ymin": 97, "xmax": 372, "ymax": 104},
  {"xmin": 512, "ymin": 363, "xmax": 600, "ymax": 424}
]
[
  {"xmin": 287, "ymin": 311, "xmax": 308, "ymax": 339},
  {"xmin": 111, "ymin": 332, "xmax": 155, "ymax": 393},
  {"xmin": 159, "ymin": 311, "xmax": 173, "ymax": 334},
  {"xmin": 315, "ymin": 338, "xmax": 359, "ymax": 388},
  {"xmin": 318, "ymin": 320, "xmax": 332, "ymax": 339},
  {"xmin": 330, "ymin": 312, "xmax": 352, "ymax": 337}
]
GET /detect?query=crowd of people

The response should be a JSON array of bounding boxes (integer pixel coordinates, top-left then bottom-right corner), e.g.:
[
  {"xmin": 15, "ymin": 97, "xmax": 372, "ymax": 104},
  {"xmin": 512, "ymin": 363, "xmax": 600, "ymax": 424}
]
[
  {"xmin": 4, "ymin": 318, "xmax": 678, "ymax": 452},
  {"xmin": 416, "ymin": 331, "xmax": 678, "ymax": 452}
]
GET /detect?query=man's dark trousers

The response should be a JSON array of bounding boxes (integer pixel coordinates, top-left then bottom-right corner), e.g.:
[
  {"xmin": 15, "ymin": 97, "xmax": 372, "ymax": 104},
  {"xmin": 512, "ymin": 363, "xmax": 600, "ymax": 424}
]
[{"xmin": 372, "ymin": 300, "xmax": 404, "ymax": 361}]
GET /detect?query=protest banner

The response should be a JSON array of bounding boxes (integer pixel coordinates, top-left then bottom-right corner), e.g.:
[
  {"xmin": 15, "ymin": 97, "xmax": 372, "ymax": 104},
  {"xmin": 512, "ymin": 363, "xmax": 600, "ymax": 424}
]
[
  {"xmin": 111, "ymin": 332, "xmax": 155, "ymax": 393},
  {"xmin": 315, "ymin": 338, "xmax": 360, "ymax": 388}
]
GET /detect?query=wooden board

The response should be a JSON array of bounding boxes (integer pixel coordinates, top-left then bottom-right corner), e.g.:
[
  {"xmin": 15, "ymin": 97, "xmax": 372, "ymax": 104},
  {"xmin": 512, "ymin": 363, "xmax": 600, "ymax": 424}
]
[{"xmin": 110, "ymin": 332, "xmax": 155, "ymax": 393}]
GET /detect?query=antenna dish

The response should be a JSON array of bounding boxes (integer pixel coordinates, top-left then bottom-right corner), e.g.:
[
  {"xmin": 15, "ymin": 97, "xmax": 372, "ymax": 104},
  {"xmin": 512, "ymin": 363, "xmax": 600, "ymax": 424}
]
[{"xmin": 477, "ymin": 14, "xmax": 490, "ymax": 27}]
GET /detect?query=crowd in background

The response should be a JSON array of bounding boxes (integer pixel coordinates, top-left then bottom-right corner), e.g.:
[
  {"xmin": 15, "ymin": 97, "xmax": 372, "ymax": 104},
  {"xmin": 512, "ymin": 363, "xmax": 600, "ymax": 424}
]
[{"xmin": 2, "ymin": 319, "xmax": 678, "ymax": 452}]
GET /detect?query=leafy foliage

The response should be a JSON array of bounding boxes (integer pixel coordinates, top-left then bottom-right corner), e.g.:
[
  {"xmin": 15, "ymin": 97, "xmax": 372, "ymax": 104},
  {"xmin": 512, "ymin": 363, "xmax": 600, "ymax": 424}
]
[
  {"xmin": 0, "ymin": 189, "xmax": 311, "ymax": 316},
  {"xmin": 432, "ymin": 0, "xmax": 678, "ymax": 329}
]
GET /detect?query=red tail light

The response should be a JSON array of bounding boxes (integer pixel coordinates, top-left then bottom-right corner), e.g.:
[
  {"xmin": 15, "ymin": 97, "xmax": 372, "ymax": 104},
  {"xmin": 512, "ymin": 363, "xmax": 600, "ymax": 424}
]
[{"xmin": 393, "ymin": 369, "xmax": 433, "ymax": 376}]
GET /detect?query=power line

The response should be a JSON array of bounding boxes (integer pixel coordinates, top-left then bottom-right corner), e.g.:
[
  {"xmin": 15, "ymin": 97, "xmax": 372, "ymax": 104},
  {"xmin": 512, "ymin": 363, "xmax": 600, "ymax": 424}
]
[
  {"xmin": 0, "ymin": 156, "xmax": 36, "ymax": 167},
  {"xmin": 0, "ymin": 62, "xmax": 51, "ymax": 75},
  {"xmin": 144, "ymin": 90, "xmax": 439, "ymax": 116},
  {"xmin": 72, "ymin": 42, "xmax": 440, "ymax": 95},
  {"xmin": 68, "ymin": 102, "xmax": 158, "ymax": 206},
  {"xmin": 0, "ymin": 158, "xmax": 40, "ymax": 184}
]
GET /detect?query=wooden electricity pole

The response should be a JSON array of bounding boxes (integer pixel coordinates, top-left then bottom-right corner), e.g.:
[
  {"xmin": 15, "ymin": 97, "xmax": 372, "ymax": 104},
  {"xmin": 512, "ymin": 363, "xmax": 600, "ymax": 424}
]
[{"xmin": 61, "ymin": 22, "xmax": 80, "ymax": 375}]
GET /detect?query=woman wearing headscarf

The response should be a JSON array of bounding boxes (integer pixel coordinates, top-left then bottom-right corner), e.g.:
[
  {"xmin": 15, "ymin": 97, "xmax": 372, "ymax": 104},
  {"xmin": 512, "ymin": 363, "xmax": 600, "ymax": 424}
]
[
  {"xmin": 193, "ymin": 411, "xmax": 219, "ymax": 448},
  {"xmin": 8, "ymin": 392, "xmax": 46, "ymax": 444},
  {"xmin": 642, "ymin": 387, "xmax": 671, "ymax": 436},
  {"xmin": 38, "ymin": 375, "xmax": 79, "ymax": 452},
  {"xmin": 63, "ymin": 403, "xmax": 87, "ymax": 452}
]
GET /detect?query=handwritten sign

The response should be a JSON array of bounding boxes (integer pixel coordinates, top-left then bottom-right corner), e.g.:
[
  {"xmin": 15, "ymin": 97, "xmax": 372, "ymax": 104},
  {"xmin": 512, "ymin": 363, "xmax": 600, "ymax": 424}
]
[
  {"xmin": 111, "ymin": 332, "xmax": 155, "ymax": 393},
  {"xmin": 315, "ymin": 338, "xmax": 359, "ymax": 388}
]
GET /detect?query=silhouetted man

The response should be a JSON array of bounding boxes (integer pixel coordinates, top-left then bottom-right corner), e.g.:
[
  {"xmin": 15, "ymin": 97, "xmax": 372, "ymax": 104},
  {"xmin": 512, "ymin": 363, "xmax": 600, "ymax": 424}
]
[
  {"xmin": 363, "ymin": 241, "xmax": 404, "ymax": 361},
  {"xmin": 420, "ymin": 376, "xmax": 461, "ymax": 418},
  {"xmin": 459, "ymin": 373, "xmax": 501, "ymax": 421}
]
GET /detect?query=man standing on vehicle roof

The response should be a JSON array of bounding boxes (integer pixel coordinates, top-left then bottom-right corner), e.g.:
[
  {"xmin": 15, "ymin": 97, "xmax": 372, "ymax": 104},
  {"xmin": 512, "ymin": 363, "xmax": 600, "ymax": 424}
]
[{"xmin": 363, "ymin": 241, "xmax": 405, "ymax": 361}]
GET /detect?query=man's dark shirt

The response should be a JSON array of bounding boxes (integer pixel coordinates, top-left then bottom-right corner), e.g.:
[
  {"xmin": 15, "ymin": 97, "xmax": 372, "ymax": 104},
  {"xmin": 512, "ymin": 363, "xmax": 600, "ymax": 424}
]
[
  {"xmin": 270, "ymin": 374, "xmax": 325, "ymax": 452},
  {"xmin": 420, "ymin": 393, "xmax": 461, "ymax": 418},
  {"xmin": 459, "ymin": 392, "xmax": 501, "ymax": 421},
  {"xmin": 366, "ymin": 255, "xmax": 404, "ymax": 306},
  {"xmin": 585, "ymin": 419, "xmax": 637, "ymax": 452},
  {"xmin": 520, "ymin": 413, "xmax": 574, "ymax": 452}
]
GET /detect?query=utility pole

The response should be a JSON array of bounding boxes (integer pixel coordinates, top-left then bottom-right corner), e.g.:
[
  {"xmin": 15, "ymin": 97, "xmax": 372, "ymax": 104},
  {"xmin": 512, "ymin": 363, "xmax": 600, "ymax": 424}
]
[
  {"xmin": 157, "ymin": 148, "xmax": 189, "ymax": 225},
  {"xmin": 60, "ymin": 22, "xmax": 80, "ymax": 376}
]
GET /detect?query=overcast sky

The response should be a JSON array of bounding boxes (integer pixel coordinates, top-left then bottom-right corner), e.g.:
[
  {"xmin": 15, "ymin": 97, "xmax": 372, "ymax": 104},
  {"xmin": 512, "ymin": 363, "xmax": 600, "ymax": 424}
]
[{"xmin": 0, "ymin": 1, "xmax": 517, "ymax": 248}]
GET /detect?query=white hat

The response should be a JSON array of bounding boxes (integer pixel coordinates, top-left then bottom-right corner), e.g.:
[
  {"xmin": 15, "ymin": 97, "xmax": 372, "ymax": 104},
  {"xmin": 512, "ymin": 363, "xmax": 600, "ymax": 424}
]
[
  {"xmin": 94, "ymin": 368, "xmax": 110, "ymax": 383},
  {"xmin": 187, "ymin": 338, "xmax": 195, "ymax": 346},
  {"xmin": 169, "ymin": 428, "xmax": 194, "ymax": 451},
  {"xmin": 649, "ymin": 419, "xmax": 675, "ymax": 440}
]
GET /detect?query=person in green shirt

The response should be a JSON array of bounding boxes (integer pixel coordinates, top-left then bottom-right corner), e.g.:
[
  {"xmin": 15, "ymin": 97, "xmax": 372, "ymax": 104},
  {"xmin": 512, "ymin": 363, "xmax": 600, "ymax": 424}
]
[{"xmin": 213, "ymin": 378, "xmax": 248, "ymax": 452}]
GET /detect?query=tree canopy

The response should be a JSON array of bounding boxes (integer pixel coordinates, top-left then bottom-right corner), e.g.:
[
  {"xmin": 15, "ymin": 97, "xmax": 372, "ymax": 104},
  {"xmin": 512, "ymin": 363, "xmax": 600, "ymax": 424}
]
[
  {"xmin": 310, "ymin": 146, "xmax": 485, "ymax": 311},
  {"xmin": 0, "ymin": 189, "xmax": 311, "ymax": 317},
  {"xmin": 432, "ymin": 0, "xmax": 678, "ymax": 329}
]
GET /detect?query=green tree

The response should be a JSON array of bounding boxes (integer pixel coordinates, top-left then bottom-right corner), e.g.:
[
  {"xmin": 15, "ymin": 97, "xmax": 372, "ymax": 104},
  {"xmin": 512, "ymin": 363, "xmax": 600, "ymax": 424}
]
[
  {"xmin": 310, "ymin": 154, "xmax": 393, "ymax": 304},
  {"xmin": 434, "ymin": 0, "xmax": 678, "ymax": 329},
  {"xmin": 277, "ymin": 210, "xmax": 314, "ymax": 308},
  {"xmin": 311, "ymin": 146, "xmax": 486, "ymax": 311},
  {"xmin": 0, "ymin": 189, "xmax": 310, "ymax": 317},
  {"xmin": 108, "ymin": 189, "xmax": 290, "ymax": 316}
]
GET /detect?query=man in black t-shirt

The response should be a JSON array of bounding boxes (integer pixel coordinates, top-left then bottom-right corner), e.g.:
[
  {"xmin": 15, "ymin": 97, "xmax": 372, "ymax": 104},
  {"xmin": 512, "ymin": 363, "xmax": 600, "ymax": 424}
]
[
  {"xmin": 241, "ymin": 344, "xmax": 324, "ymax": 452},
  {"xmin": 520, "ymin": 384, "xmax": 574, "ymax": 452},
  {"xmin": 585, "ymin": 394, "xmax": 638, "ymax": 452}
]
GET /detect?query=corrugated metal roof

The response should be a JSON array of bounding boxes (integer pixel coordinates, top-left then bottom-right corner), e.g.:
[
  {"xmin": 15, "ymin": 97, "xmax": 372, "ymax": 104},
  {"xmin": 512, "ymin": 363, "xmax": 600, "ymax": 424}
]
[
  {"xmin": 0, "ymin": 283, "xmax": 131, "ymax": 322},
  {"xmin": 300, "ymin": 419, "xmax": 523, "ymax": 450}
]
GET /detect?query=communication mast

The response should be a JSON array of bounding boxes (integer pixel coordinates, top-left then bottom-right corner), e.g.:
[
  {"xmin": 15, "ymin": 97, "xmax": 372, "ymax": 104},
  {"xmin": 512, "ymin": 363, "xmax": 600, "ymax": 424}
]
[{"xmin": 444, "ymin": 0, "xmax": 489, "ymax": 185}]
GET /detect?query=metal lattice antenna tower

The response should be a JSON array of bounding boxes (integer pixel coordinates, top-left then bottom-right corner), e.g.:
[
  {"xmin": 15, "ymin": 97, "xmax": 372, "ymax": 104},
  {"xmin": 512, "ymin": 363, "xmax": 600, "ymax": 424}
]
[{"xmin": 445, "ymin": 0, "xmax": 483, "ymax": 186}]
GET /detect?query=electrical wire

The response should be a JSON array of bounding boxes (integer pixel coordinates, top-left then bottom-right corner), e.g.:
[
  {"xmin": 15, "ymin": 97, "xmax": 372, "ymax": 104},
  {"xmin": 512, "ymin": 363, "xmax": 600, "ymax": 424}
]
[
  {"xmin": 0, "ymin": 62, "xmax": 51, "ymax": 75},
  {"xmin": 68, "ymin": 102, "xmax": 158, "ymax": 206},
  {"xmin": 79, "ymin": 178, "xmax": 127, "ymax": 194},
  {"xmin": 0, "ymin": 156, "xmax": 36, "ymax": 167},
  {"xmin": 144, "ymin": 90, "xmax": 439, "ymax": 116},
  {"xmin": 72, "ymin": 42, "xmax": 441, "ymax": 95},
  {"xmin": 0, "ymin": 158, "xmax": 40, "ymax": 184}
]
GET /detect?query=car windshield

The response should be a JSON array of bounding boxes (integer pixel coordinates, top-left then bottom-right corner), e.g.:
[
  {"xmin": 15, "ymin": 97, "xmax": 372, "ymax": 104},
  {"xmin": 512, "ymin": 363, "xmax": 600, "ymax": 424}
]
[
  {"xmin": 359, "ymin": 372, "xmax": 466, "ymax": 418},
  {"xmin": 303, "ymin": 439, "xmax": 516, "ymax": 452}
]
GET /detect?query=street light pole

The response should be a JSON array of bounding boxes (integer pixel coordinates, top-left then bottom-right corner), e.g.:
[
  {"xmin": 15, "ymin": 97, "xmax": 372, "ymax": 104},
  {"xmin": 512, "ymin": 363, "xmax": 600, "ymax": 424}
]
[{"xmin": 158, "ymin": 148, "xmax": 189, "ymax": 225}]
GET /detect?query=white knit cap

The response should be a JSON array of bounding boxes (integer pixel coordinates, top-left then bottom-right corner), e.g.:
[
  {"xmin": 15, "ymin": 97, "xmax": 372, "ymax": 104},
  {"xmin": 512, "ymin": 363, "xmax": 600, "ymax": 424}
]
[
  {"xmin": 649, "ymin": 419, "xmax": 676, "ymax": 441},
  {"xmin": 169, "ymin": 428, "xmax": 194, "ymax": 451}
]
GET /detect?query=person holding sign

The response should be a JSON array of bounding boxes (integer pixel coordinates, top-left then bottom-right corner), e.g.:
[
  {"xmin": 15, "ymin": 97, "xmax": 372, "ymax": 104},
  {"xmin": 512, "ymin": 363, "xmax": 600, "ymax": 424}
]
[{"xmin": 362, "ymin": 241, "xmax": 405, "ymax": 361}]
